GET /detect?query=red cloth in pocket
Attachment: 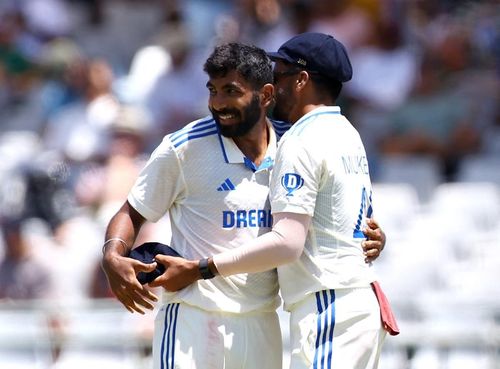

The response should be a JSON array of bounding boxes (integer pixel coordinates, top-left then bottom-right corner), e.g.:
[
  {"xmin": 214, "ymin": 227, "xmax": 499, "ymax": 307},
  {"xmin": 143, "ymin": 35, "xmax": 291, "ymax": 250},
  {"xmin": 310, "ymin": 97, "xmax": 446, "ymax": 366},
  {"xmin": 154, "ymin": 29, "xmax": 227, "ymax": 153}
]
[{"xmin": 371, "ymin": 281, "xmax": 400, "ymax": 336}]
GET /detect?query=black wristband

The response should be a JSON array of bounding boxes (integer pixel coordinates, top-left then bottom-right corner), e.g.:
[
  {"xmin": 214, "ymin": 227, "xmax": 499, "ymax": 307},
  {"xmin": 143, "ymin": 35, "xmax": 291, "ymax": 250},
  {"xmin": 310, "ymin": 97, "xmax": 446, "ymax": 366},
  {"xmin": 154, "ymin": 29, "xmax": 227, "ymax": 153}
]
[{"xmin": 199, "ymin": 258, "xmax": 215, "ymax": 279}]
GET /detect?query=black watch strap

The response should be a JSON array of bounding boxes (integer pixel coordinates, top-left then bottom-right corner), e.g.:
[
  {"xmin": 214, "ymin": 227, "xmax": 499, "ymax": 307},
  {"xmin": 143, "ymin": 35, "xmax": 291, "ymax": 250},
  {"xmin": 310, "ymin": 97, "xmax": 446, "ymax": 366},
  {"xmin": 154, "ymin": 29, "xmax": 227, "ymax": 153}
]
[{"xmin": 199, "ymin": 258, "xmax": 215, "ymax": 279}]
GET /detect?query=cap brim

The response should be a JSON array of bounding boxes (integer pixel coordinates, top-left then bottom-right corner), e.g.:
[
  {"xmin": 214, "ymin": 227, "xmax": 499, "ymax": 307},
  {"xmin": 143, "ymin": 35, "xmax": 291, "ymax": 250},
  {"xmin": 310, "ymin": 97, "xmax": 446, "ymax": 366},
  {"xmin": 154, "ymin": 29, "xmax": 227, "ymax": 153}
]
[
  {"xmin": 266, "ymin": 51, "xmax": 293, "ymax": 63},
  {"xmin": 266, "ymin": 51, "xmax": 282, "ymax": 60}
]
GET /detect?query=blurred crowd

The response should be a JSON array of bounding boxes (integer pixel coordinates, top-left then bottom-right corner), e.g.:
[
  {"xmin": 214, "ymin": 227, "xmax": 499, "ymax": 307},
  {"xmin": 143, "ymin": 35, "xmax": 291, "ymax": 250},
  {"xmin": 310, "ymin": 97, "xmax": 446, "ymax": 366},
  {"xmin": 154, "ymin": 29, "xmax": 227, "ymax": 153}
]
[
  {"xmin": 0, "ymin": 0, "xmax": 499, "ymax": 318},
  {"xmin": 0, "ymin": 0, "xmax": 498, "ymax": 368}
]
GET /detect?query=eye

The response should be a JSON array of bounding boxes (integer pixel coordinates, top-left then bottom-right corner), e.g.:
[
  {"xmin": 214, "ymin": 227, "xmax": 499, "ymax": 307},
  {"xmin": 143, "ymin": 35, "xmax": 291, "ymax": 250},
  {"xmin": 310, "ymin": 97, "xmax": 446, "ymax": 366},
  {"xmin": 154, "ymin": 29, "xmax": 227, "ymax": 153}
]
[{"xmin": 226, "ymin": 87, "xmax": 240, "ymax": 95}]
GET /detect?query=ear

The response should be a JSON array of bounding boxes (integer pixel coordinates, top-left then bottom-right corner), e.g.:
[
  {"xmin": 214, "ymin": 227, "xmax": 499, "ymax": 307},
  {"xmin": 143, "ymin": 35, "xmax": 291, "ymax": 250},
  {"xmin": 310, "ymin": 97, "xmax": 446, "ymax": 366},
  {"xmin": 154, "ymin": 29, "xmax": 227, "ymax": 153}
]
[
  {"xmin": 260, "ymin": 83, "xmax": 275, "ymax": 108},
  {"xmin": 295, "ymin": 71, "xmax": 310, "ymax": 92}
]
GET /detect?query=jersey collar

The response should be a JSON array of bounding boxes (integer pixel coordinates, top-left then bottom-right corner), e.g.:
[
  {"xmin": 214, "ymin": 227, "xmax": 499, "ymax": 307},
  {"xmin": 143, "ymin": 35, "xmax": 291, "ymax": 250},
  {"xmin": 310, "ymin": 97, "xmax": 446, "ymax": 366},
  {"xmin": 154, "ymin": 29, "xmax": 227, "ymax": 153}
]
[
  {"xmin": 218, "ymin": 120, "xmax": 277, "ymax": 172},
  {"xmin": 294, "ymin": 105, "xmax": 341, "ymax": 127}
]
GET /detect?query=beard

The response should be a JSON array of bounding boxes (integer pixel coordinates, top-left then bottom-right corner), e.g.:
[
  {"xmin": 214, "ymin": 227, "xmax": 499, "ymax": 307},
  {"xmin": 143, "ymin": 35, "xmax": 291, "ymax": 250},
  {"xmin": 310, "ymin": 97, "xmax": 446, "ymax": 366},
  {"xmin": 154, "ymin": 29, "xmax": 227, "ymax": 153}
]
[
  {"xmin": 212, "ymin": 94, "xmax": 262, "ymax": 138},
  {"xmin": 270, "ymin": 89, "xmax": 290, "ymax": 122}
]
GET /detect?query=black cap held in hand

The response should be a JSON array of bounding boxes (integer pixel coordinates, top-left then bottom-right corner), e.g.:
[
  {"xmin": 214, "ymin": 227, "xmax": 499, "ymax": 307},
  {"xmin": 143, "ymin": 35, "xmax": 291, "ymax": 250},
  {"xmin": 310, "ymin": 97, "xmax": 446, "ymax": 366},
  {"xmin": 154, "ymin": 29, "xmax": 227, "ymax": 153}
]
[
  {"xmin": 267, "ymin": 32, "xmax": 353, "ymax": 82},
  {"xmin": 128, "ymin": 242, "xmax": 181, "ymax": 284}
]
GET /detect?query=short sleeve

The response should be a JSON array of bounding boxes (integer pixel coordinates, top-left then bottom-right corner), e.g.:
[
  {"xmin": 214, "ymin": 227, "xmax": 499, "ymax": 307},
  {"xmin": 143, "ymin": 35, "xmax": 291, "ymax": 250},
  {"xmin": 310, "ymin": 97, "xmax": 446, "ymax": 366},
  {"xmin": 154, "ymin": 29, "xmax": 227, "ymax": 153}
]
[
  {"xmin": 270, "ymin": 134, "xmax": 323, "ymax": 216},
  {"xmin": 128, "ymin": 137, "xmax": 186, "ymax": 222}
]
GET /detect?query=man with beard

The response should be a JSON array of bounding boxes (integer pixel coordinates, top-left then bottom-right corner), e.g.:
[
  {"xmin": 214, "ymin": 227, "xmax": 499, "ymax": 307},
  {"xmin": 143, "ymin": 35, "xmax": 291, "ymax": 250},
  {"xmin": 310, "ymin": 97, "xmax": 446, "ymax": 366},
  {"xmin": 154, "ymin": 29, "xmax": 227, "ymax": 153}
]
[{"xmin": 101, "ymin": 42, "xmax": 386, "ymax": 369}]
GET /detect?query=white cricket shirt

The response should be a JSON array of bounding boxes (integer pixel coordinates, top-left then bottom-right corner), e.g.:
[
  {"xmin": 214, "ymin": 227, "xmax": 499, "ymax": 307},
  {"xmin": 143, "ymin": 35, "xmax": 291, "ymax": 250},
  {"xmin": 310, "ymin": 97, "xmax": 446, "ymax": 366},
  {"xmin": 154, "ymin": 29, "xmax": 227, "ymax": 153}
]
[
  {"xmin": 270, "ymin": 106, "xmax": 377, "ymax": 309},
  {"xmin": 128, "ymin": 116, "xmax": 290, "ymax": 313}
]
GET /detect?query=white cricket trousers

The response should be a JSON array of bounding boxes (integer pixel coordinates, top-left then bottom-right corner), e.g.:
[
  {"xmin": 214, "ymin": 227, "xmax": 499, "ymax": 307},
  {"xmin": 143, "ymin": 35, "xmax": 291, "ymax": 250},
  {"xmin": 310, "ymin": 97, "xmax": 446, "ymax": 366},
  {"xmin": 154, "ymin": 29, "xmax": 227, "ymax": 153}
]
[
  {"xmin": 152, "ymin": 302, "xmax": 282, "ymax": 369},
  {"xmin": 288, "ymin": 287, "xmax": 386, "ymax": 369}
]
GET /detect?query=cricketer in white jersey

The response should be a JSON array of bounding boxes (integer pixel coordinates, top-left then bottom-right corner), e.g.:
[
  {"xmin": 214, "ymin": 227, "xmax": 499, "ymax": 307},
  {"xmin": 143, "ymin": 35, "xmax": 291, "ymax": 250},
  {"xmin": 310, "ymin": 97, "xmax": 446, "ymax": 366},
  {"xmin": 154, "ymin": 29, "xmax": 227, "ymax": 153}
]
[
  {"xmin": 271, "ymin": 106, "xmax": 377, "ymax": 307},
  {"xmin": 127, "ymin": 115, "xmax": 289, "ymax": 369},
  {"xmin": 270, "ymin": 106, "xmax": 385, "ymax": 368},
  {"xmin": 103, "ymin": 40, "xmax": 388, "ymax": 369}
]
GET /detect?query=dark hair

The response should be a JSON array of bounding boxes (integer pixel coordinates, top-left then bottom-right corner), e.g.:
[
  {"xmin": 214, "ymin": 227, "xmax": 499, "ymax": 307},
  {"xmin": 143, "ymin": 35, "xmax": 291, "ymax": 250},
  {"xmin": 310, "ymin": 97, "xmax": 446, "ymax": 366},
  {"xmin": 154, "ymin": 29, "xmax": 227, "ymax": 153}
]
[
  {"xmin": 309, "ymin": 73, "xmax": 343, "ymax": 101},
  {"xmin": 280, "ymin": 61, "xmax": 342, "ymax": 101},
  {"xmin": 204, "ymin": 43, "xmax": 273, "ymax": 90}
]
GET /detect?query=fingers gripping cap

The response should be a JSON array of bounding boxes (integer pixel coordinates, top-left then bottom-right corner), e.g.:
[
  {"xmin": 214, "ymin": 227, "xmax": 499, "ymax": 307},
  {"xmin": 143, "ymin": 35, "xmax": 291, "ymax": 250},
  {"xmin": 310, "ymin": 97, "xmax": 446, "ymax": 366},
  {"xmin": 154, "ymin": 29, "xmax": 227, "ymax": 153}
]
[
  {"xmin": 128, "ymin": 242, "xmax": 181, "ymax": 284},
  {"xmin": 267, "ymin": 32, "xmax": 353, "ymax": 82}
]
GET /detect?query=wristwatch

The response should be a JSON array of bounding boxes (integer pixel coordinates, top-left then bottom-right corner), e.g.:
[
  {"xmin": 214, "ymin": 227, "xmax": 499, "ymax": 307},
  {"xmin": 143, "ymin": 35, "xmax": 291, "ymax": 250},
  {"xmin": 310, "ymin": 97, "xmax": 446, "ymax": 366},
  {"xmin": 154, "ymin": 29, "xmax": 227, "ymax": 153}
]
[{"xmin": 199, "ymin": 258, "xmax": 215, "ymax": 279}]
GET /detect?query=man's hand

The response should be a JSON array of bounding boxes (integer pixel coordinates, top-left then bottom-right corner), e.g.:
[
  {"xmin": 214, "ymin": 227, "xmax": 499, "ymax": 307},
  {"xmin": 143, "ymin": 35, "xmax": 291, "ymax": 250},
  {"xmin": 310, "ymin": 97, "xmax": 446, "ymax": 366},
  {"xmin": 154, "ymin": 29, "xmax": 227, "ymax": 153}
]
[
  {"xmin": 149, "ymin": 255, "xmax": 200, "ymax": 292},
  {"xmin": 101, "ymin": 251, "xmax": 159, "ymax": 314},
  {"xmin": 362, "ymin": 218, "xmax": 386, "ymax": 263}
]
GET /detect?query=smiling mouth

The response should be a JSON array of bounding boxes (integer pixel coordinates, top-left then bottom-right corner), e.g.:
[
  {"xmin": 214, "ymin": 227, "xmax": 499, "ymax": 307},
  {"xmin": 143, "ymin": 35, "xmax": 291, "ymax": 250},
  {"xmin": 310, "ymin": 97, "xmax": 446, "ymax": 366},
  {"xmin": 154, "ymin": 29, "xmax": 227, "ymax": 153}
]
[{"xmin": 217, "ymin": 113, "xmax": 239, "ymax": 122}]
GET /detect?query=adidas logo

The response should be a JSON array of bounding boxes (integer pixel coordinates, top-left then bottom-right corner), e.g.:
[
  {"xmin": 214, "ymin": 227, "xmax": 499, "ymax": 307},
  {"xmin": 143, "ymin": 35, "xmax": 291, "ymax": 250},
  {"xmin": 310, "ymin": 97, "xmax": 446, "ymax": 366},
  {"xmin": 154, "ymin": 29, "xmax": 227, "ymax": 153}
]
[{"xmin": 217, "ymin": 178, "xmax": 235, "ymax": 191}]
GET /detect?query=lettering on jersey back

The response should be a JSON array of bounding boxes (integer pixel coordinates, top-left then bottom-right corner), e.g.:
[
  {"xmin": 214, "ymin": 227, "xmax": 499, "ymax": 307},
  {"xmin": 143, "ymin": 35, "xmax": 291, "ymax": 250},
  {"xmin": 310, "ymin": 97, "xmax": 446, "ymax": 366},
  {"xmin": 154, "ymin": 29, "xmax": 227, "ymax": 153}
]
[
  {"xmin": 222, "ymin": 209, "xmax": 273, "ymax": 228},
  {"xmin": 341, "ymin": 155, "xmax": 369, "ymax": 175}
]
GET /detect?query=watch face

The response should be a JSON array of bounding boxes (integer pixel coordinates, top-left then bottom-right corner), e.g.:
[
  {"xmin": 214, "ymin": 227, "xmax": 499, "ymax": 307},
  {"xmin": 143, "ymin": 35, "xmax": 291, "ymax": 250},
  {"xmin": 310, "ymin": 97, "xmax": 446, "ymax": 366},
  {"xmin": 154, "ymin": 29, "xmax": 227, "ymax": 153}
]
[{"xmin": 199, "ymin": 258, "xmax": 215, "ymax": 279}]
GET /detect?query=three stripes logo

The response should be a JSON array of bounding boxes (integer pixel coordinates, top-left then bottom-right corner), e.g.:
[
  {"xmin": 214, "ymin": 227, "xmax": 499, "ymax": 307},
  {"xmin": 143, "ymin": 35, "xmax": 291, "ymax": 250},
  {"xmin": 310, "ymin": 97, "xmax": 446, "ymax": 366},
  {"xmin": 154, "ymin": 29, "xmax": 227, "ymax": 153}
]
[{"xmin": 217, "ymin": 178, "xmax": 235, "ymax": 191}]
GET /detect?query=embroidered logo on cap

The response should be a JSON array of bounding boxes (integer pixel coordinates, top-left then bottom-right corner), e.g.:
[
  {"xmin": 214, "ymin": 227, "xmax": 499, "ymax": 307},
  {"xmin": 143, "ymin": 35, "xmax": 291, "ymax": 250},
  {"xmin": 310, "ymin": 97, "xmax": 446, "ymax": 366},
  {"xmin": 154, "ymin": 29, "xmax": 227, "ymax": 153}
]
[{"xmin": 297, "ymin": 58, "xmax": 307, "ymax": 66}]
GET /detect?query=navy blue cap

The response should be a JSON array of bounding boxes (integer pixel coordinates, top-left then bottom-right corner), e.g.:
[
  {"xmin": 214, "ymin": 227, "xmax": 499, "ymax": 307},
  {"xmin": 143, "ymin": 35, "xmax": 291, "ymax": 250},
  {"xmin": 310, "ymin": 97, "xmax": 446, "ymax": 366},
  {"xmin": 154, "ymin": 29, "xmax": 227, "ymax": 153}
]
[
  {"xmin": 128, "ymin": 242, "xmax": 181, "ymax": 284},
  {"xmin": 267, "ymin": 32, "xmax": 352, "ymax": 82}
]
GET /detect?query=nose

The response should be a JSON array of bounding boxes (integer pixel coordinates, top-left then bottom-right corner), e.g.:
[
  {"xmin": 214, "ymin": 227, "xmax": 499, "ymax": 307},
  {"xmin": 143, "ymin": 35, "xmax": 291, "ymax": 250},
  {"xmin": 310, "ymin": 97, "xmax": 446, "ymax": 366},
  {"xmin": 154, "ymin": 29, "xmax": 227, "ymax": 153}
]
[{"xmin": 209, "ymin": 93, "xmax": 228, "ymax": 112}]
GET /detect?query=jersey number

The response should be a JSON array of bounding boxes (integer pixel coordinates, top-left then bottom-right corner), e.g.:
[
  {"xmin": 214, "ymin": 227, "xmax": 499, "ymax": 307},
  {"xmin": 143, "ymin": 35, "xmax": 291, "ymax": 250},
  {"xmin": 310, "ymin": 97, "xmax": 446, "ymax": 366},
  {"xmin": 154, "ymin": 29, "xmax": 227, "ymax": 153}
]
[{"xmin": 353, "ymin": 187, "xmax": 373, "ymax": 238}]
